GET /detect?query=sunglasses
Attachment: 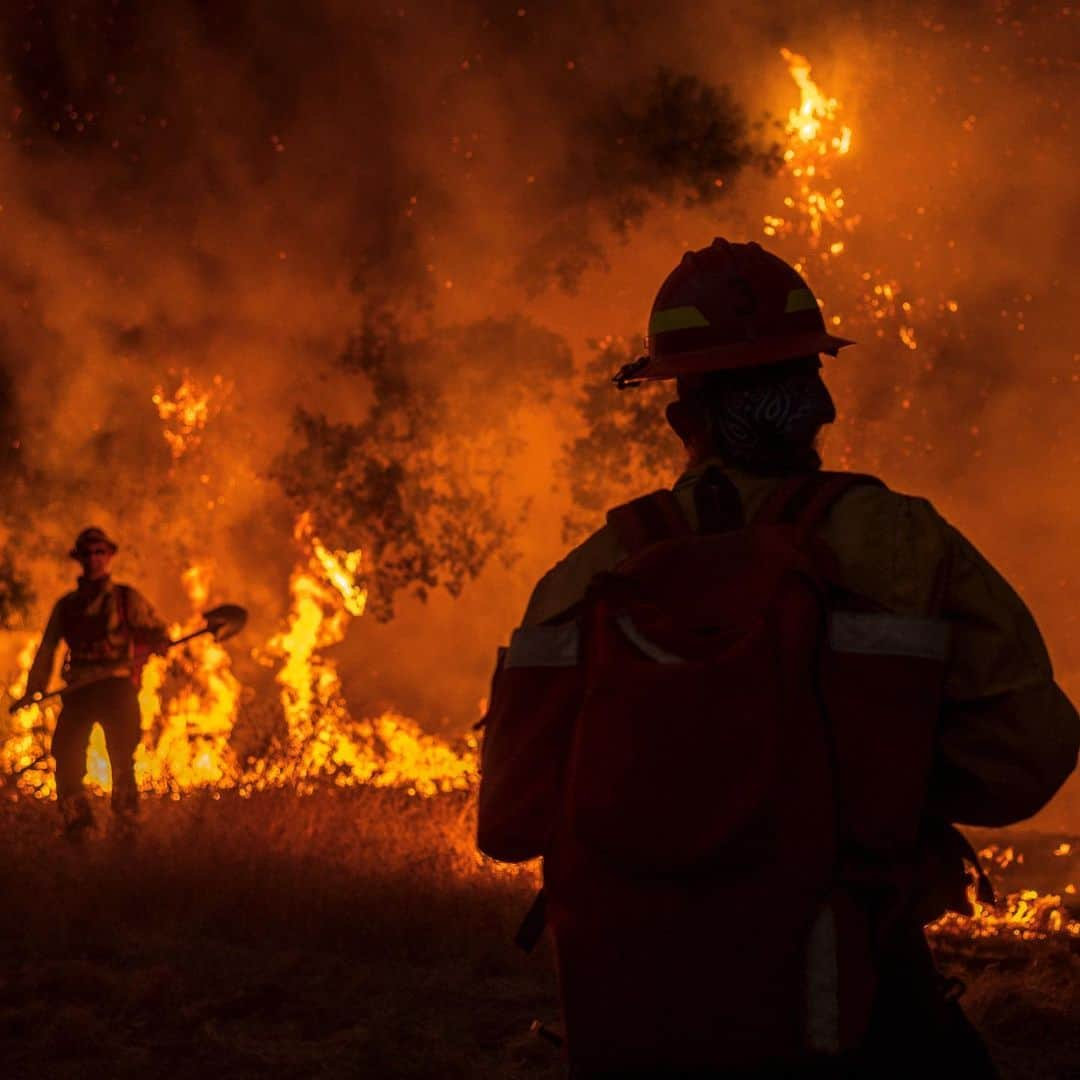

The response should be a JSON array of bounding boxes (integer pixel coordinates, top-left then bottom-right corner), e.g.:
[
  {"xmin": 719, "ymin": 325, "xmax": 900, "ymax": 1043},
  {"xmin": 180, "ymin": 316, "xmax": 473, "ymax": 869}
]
[{"xmin": 82, "ymin": 547, "xmax": 113, "ymax": 557}]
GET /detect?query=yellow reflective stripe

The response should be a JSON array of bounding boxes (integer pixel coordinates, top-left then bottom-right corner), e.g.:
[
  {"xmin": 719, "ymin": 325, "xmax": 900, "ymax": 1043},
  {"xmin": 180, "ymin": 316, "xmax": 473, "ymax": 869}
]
[
  {"xmin": 649, "ymin": 306, "xmax": 710, "ymax": 334},
  {"xmin": 785, "ymin": 287, "xmax": 818, "ymax": 313}
]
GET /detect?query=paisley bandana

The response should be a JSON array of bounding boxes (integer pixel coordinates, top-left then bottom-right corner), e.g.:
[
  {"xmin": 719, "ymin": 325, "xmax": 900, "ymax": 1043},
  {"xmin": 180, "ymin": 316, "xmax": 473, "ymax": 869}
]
[{"xmin": 700, "ymin": 360, "xmax": 837, "ymax": 473}]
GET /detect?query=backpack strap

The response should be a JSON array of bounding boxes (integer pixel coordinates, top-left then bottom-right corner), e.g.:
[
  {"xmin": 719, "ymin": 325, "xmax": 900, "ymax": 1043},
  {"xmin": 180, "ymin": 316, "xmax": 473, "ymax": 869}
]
[
  {"xmin": 691, "ymin": 466, "xmax": 743, "ymax": 535},
  {"xmin": 114, "ymin": 583, "xmax": 131, "ymax": 631},
  {"xmin": 607, "ymin": 490, "xmax": 692, "ymax": 556},
  {"xmin": 514, "ymin": 887, "xmax": 548, "ymax": 953},
  {"xmin": 757, "ymin": 471, "xmax": 885, "ymax": 545}
]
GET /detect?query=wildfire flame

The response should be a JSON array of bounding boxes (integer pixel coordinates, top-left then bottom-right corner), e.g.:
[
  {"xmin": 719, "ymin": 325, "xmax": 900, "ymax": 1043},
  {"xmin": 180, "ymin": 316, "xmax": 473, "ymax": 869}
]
[
  {"xmin": 764, "ymin": 48, "xmax": 855, "ymax": 248},
  {"xmin": 260, "ymin": 517, "xmax": 474, "ymax": 797},
  {"xmin": 1, "ymin": 519, "xmax": 474, "ymax": 801},
  {"xmin": 0, "ymin": 89, "xmax": 1074, "ymax": 944},
  {"xmin": 926, "ymin": 843, "xmax": 1079, "ymax": 942},
  {"xmin": 766, "ymin": 49, "xmax": 940, "ymax": 355},
  {"xmin": 133, "ymin": 564, "xmax": 242, "ymax": 793},
  {"xmin": 295, "ymin": 511, "xmax": 368, "ymax": 617},
  {"xmin": 930, "ymin": 891, "xmax": 1080, "ymax": 942},
  {"xmin": 151, "ymin": 373, "xmax": 230, "ymax": 459},
  {"xmin": 0, "ymin": 368, "xmax": 474, "ymax": 799},
  {"xmin": 0, "ymin": 637, "xmax": 55, "ymax": 797}
]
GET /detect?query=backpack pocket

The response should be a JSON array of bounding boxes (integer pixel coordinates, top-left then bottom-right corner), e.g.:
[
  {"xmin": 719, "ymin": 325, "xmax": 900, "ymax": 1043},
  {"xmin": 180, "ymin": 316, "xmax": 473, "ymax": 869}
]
[
  {"xmin": 566, "ymin": 607, "xmax": 783, "ymax": 874},
  {"xmin": 822, "ymin": 612, "xmax": 949, "ymax": 853}
]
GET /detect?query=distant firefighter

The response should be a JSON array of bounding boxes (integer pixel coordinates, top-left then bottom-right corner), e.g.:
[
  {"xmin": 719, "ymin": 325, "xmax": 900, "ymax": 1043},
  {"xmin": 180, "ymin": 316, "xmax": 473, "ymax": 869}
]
[
  {"xmin": 477, "ymin": 239, "xmax": 1079, "ymax": 1076},
  {"xmin": 26, "ymin": 527, "xmax": 169, "ymax": 840}
]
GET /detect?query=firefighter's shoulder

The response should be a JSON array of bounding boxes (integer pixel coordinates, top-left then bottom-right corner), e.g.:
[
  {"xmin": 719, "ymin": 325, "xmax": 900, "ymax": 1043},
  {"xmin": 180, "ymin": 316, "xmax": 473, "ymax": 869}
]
[
  {"xmin": 112, "ymin": 581, "xmax": 153, "ymax": 603},
  {"xmin": 820, "ymin": 480, "xmax": 952, "ymax": 616},
  {"xmin": 521, "ymin": 524, "xmax": 625, "ymax": 627},
  {"xmin": 110, "ymin": 581, "xmax": 137, "ymax": 604},
  {"xmin": 54, "ymin": 589, "xmax": 81, "ymax": 613}
]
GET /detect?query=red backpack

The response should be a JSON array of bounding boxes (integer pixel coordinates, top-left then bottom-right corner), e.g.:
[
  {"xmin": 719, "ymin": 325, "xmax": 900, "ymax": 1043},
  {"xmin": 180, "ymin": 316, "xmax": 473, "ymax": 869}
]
[
  {"xmin": 479, "ymin": 469, "xmax": 953, "ymax": 1071},
  {"xmin": 541, "ymin": 470, "xmax": 943, "ymax": 1072}
]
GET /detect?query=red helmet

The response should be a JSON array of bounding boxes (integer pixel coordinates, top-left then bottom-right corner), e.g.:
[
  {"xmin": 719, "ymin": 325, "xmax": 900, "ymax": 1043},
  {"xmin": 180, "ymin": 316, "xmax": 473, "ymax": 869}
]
[{"xmin": 614, "ymin": 238, "xmax": 853, "ymax": 387}]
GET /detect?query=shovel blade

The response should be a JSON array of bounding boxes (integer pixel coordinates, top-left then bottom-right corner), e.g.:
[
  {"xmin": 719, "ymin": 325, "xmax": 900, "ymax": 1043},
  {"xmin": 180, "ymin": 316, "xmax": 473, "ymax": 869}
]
[{"xmin": 203, "ymin": 604, "xmax": 248, "ymax": 642}]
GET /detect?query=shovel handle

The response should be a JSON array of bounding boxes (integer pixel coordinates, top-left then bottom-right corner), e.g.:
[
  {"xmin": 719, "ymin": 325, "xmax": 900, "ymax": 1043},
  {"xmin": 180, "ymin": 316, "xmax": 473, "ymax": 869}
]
[
  {"xmin": 7, "ymin": 627, "xmax": 216, "ymax": 714},
  {"xmin": 167, "ymin": 627, "xmax": 212, "ymax": 648},
  {"xmin": 9, "ymin": 689, "xmax": 57, "ymax": 714}
]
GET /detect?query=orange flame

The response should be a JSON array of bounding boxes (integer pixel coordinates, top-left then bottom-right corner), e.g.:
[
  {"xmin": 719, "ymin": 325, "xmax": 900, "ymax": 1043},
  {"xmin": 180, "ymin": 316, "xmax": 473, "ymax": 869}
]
[
  {"xmin": 928, "ymin": 844, "xmax": 1079, "ymax": 942},
  {"xmin": 765, "ymin": 49, "xmax": 855, "ymax": 247},
  {"xmin": 1, "ymin": 511, "xmax": 473, "ymax": 801},
  {"xmin": 151, "ymin": 373, "xmax": 230, "ymax": 459}
]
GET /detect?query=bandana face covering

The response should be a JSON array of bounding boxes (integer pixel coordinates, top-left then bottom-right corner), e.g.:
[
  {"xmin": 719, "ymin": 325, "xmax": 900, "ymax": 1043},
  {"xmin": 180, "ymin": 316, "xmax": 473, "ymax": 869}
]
[{"xmin": 704, "ymin": 363, "xmax": 837, "ymax": 473}]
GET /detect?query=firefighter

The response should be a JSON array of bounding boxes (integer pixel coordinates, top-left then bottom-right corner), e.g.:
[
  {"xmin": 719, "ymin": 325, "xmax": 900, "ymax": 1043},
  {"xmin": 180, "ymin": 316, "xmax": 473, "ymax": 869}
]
[
  {"xmin": 26, "ymin": 526, "xmax": 169, "ymax": 839},
  {"xmin": 477, "ymin": 239, "xmax": 1079, "ymax": 1076}
]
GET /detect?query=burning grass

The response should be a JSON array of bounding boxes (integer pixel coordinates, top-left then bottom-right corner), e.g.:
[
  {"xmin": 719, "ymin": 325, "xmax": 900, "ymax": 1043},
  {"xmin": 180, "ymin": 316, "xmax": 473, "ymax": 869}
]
[{"xmin": 0, "ymin": 791, "xmax": 1077, "ymax": 1078}]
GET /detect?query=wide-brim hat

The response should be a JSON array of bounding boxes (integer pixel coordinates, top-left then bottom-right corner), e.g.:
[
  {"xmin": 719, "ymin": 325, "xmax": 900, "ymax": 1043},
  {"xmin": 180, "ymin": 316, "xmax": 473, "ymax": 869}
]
[{"xmin": 70, "ymin": 526, "xmax": 119, "ymax": 560}]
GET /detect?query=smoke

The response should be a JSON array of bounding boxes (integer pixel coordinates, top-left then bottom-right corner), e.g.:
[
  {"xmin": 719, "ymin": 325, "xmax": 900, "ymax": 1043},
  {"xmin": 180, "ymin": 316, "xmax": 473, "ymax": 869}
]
[
  {"xmin": 274, "ymin": 310, "xmax": 573, "ymax": 619},
  {"xmin": 0, "ymin": 2, "xmax": 1076, "ymax": 821}
]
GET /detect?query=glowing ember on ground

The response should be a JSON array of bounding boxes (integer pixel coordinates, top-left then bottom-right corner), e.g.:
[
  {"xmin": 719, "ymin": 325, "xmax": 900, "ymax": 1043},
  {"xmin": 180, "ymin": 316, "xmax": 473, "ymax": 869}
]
[
  {"xmin": 928, "ymin": 844, "xmax": 1080, "ymax": 942},
  {"xmin": 930, "ymin": 888, "xmax": 1080, "ymax": 942}
]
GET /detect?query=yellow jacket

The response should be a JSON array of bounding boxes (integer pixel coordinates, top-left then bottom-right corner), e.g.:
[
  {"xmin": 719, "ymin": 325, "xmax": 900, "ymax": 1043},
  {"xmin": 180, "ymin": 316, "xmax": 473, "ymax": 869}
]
[{"xmin": 521, "ymin": 461, "xmax": 1079, "ymax": 828}]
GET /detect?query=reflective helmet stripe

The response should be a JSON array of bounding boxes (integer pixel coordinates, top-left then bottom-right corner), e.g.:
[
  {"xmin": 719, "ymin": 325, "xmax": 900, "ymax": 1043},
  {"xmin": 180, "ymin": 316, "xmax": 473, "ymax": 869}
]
[
  {"xmin": 784, "ymin": 287, "xmax": 818, "ymax": 313},
  {"xmin": 649, "ymin": 306, "xmax": 710, "ymax": 334},
  {"xmin": 619, "ymin": 239, "xmax": 854, "ymax": 385}
]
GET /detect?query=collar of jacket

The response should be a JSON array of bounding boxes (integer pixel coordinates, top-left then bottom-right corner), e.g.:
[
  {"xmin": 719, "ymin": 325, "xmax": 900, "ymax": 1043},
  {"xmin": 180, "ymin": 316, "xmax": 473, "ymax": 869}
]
[
  {"xmin": 76, "ymin": 574, "xmax": 113, "ymax": 597},
  {"xmin": 672, "ymin": 457, "xmax": 731, "ymax": 492}
]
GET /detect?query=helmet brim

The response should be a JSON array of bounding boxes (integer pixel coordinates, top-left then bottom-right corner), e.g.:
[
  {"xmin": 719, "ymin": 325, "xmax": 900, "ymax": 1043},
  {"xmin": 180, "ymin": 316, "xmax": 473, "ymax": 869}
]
[
  {"xmin": 70, "ymin": 540, "xmax": 119, "ymax": 560},
  {"xmin": 629, "ymin": 330, "xmax": 855, "ymax": 383}
]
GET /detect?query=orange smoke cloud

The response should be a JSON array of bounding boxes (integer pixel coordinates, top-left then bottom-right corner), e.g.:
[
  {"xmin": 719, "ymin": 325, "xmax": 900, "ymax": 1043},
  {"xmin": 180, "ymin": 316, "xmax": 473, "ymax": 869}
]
[{"xmin": 0, "ymin": 4, "xmax": 1074, "ymax": 822}]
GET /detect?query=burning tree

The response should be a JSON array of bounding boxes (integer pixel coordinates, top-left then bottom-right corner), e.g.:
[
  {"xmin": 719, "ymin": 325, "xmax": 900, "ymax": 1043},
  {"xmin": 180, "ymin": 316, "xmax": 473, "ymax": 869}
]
[{"xmin": 274, "ymin": 310, "xmax": 573, "ymax": 620}]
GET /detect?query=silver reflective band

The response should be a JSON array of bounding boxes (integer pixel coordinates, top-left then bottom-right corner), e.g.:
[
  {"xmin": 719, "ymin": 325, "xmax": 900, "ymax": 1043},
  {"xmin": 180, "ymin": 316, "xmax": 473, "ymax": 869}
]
[
  {"xmin": 616, "ymin": 614, "xmax": 685, "ymax": 664},
  {"xmin": 805, "ymin": 903, "xmax": 841, "ymax": 1054},
  {"xmin": 506, "ymin": 623, "xmax": 580, "ymax": 668},
  {"xmin": 829, "ymin": 612, "xmax": 950, "ymax": 661}
]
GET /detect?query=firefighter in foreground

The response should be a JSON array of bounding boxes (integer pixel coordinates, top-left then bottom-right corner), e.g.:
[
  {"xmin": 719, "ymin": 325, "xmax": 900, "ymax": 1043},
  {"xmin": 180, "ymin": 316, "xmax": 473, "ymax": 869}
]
[
  {"xmin": 477, "ymin": 239, "xmax": 1079, "ymax": 1076},
  {"xmin": 26, "ymin": 527, "xmax": 169, "ymax": 839}
]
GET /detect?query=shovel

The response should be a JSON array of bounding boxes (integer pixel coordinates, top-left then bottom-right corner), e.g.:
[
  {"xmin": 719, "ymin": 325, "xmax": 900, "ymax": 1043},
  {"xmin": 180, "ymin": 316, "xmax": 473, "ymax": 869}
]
[{"xmin": 8, "ymin": 604, "xmax": 248, "ymax": 715}]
